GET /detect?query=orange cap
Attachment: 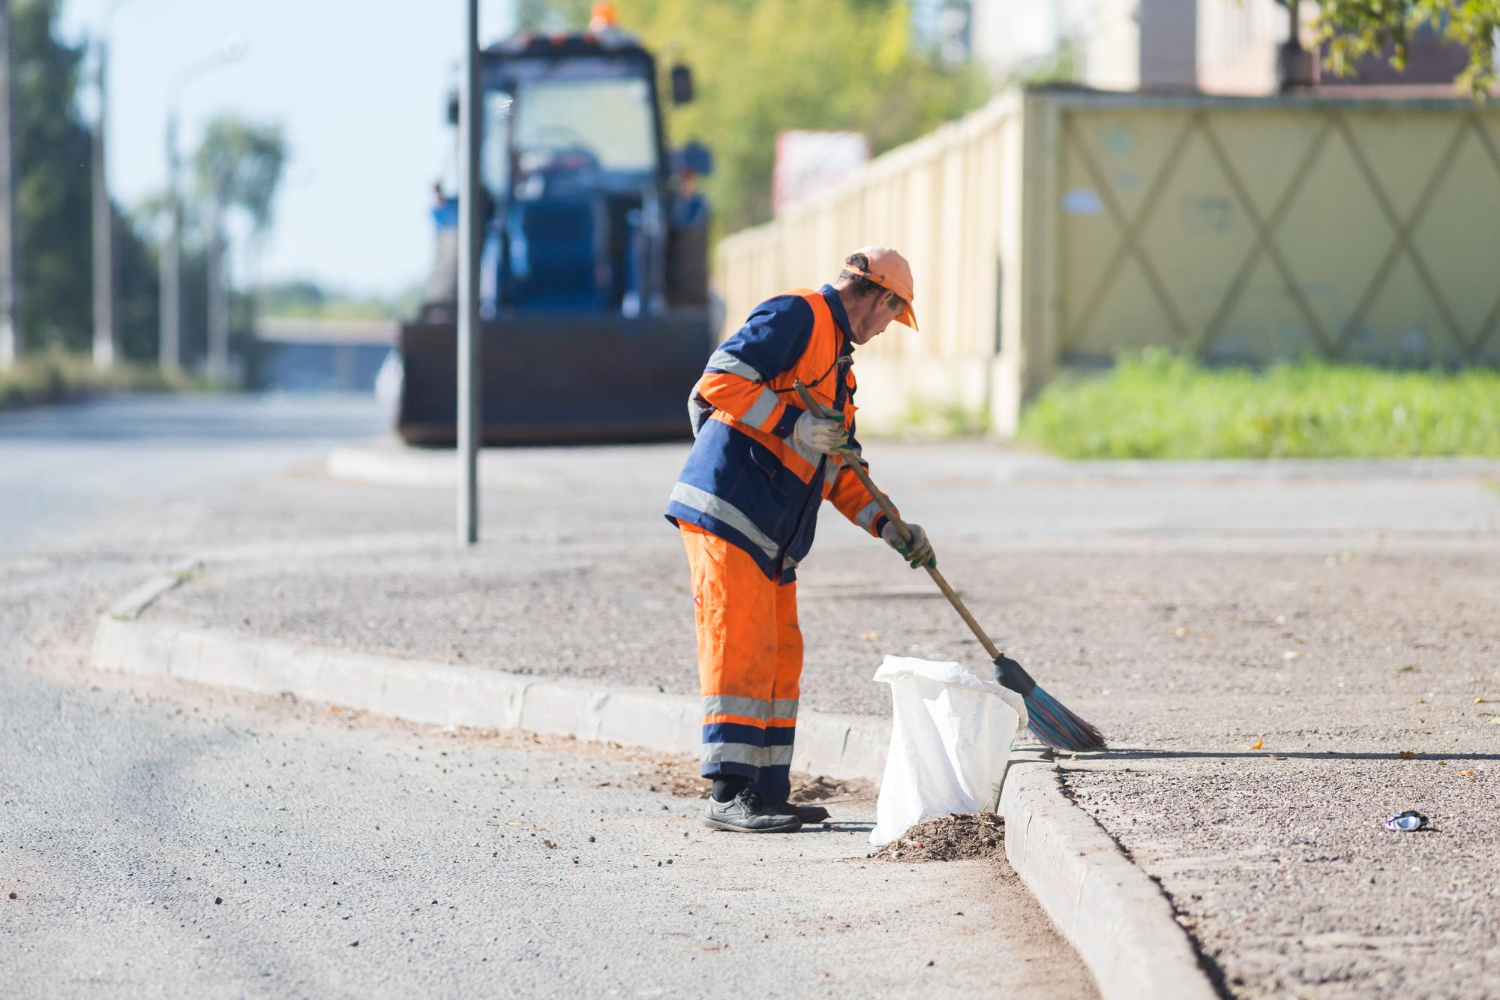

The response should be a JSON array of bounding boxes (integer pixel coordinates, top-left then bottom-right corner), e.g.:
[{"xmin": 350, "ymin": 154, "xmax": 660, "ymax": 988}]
[
  {"xmin": 844, "ymin": 245, "xmax": 918, "ymax": 331},
  {"xmin": 589, "ymin": 2, "xmax": 619, "ymax": 29}
]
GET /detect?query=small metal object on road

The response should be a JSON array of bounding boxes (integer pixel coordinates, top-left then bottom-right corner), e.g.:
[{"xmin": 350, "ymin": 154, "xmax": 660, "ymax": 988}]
[{"xmin": 1384, "ymin": 811, "xmax": 1430, "ymax": 833}]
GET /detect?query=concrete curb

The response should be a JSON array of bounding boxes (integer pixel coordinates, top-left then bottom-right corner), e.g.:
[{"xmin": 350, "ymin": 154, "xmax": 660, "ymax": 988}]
[
  {"xmin": 1002, "ymin": 749, "xmax": 1222, "ymax": 1000},
  {"xmin": 105, "ymin": 558, "xmax": 200, "ymax": 621},
  {"xmin": 90, "ymin": 554, "xmax": 1222, "ymax": 1000},
  {"xmin": 89, "ymin": 617, "xmax": 891, "ymax": 784}
]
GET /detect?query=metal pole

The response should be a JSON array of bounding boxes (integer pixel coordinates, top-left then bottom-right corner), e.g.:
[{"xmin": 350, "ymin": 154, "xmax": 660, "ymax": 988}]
[
  {"xmin": 158, "ymin": 41, "xmax": 245, "ymax": 376},
  {"xmin": 0, "ymin": 0, "xmax": 22, "ymax": 369},
  {"xmin": 456, "ymin": 0, "xmax": 481, "ymax": 546},
  {"xmin": 159, "ymin": 109, "xmax": 180, "ymax": 372},
  {"xmin": 206, "ymin": 183, "xmax": 228, "ymax": 382},
  {"xmin": 92, "ymin": 39, "xmax": 116, "ymax": 368}
]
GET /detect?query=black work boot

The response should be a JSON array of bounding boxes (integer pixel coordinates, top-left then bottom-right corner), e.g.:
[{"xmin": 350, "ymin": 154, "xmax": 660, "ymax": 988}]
[
  {"xmin": 767, "ymin": 800, "xmax": 830, "ymax": 824},
  {"xmin": 701, "ymin": 788, "xmax": 802, "ymax": 833}
]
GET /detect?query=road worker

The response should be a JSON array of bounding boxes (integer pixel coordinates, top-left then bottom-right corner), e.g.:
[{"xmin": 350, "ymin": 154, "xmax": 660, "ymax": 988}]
[{"xmin": 665, "ymin": 247, "xmax": 935, "ymax": 833}]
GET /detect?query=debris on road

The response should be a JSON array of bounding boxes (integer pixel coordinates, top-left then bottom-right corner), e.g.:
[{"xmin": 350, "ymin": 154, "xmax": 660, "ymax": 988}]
[
  {"xmin": 1384, "ymin": 811, "xmax": 1431, "ymax": 833},
  {"xmin": 790, "ymin": 774, "xmax": 872, "ymax": 803}
]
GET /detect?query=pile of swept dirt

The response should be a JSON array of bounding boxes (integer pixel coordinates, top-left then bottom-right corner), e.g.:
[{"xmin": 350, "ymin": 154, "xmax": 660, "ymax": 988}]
[{"xmin": 870, "ymin": 812, "xmax": 1004, "ymax": 862}]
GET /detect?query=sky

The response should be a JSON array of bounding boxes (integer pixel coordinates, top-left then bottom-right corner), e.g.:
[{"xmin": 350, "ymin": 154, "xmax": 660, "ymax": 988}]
[{"xmin": 60, "ymin": 0, "xmax": 524, "ymax": 298}]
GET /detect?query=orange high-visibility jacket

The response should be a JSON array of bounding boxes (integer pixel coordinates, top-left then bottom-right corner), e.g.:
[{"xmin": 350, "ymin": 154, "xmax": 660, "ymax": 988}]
[{"xmin": 664, "ymin": 284, "xmax": 893, "ymax": 581}]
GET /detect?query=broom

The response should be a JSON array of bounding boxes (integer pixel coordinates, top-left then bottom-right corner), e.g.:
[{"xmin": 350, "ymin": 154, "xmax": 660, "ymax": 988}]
[{"xmin": 794, "ymin": 381, "xmax": 1106, "ymax": 753}]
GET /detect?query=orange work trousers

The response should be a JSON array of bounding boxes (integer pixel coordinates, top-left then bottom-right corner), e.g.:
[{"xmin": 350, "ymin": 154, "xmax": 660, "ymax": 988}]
[{"xmin": 680, "ymin": 522, "xmax": 801, "ymax": 800}]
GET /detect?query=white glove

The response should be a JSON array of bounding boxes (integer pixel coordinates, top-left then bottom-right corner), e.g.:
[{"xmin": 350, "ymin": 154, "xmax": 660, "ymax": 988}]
[
  {"xmin": 882, "ymin": 521, "xmax": 934, "ymax": 569},
  {"xmin": 793, "ymin": 410, "xmax": 847, "ymax": 456}
]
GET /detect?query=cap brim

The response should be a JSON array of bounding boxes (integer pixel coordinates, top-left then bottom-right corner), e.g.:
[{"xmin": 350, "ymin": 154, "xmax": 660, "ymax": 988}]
[{"xmin": 898, "ymin": 303, "xmax": 919, "ymax": 331}]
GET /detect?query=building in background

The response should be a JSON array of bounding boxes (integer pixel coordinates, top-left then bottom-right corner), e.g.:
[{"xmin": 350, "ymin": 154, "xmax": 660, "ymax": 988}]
[
  {"xmin": 1078, "ymin": 0, "xmax": 1199, "ymax": 90},
  {"xmin": 969, "ymin": 0, "xmax": 1486, "ymax": 95},
  {"xmin": 772, "ymin": 131, "xmax": 870, "ymax": 215},
  {"xmin": 969, "ymin": 0, "xmax": 1066, "ymax": 83},
  {"xmin": 1196, "ymin": 0, "xmax": 1291, "ymax": 94},
  {"xmin": 255, "ymin": 317, "xmax": 396, "ymax": 393}
]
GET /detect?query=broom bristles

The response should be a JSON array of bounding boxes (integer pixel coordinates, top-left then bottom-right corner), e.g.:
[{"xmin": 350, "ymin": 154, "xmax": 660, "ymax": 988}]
[
  {"xmin": 993, "ymin": 653, "xmax": 1106, "ymax": 752},
  {"xmin": 1023, "ymin": 685, "xmax": 1106, "ymax": 752}
]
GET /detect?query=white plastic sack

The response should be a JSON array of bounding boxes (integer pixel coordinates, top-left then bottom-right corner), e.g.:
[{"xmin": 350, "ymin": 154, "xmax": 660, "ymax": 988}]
[{"xmin": 869, "ymin": 655, "xmax": 1027, "ymax": 847}]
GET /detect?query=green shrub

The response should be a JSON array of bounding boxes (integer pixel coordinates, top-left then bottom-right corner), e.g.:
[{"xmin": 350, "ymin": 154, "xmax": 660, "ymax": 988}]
[
  {"xmin": 0, "ymin": 350, "xmax": 206, "ymax": 410},
  {"xmin": 897, "ymin": 396, "xmax": 991, "ymax": 438},
  {"xmin": 1019, "ymin": 351, "xmax": 1500, "ymax": 459}
]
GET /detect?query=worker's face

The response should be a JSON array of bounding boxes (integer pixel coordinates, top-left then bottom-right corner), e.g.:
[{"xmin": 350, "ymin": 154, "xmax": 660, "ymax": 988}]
[{"xmin": 851, "ymin": 291, "xmax": 905, "ymax": 345}]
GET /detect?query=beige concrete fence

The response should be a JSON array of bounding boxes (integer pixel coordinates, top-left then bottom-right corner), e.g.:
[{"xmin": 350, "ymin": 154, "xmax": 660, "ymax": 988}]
[{"xmin": 713, "ymin": 87, "xmax": 1500, "ymax": 436}]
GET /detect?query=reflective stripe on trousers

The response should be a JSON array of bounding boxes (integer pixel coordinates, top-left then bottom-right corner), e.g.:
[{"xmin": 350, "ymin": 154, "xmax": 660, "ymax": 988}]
[{"xmin": 680, "ymin": 522, "xmax": 801, "ymax": 802}]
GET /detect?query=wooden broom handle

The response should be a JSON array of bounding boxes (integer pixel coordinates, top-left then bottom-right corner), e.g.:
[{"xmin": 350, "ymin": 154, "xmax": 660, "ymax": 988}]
[{"xmin": 792, "ymin": 379, "xmax": 1001, "ymax": 660}]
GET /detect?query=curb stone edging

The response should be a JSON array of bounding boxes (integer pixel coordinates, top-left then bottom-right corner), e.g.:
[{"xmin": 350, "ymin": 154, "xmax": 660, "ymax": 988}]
[
  {"xmin": 1002, "ymin": 750, "xmax": 1223, "ymax": 1000},
  {"xmin": 106, "ymin": 558, "xmax": 201, "ymax": 621},
  {"xmin": 88, "ymin": 617, "xmax": 890, "ymax": 784},
  {"xmin": 90, "ymin": 556, "xmax": 1222, "ymax": 1000}
]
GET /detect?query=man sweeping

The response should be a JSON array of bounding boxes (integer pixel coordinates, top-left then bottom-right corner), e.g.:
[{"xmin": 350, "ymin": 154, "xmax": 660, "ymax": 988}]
[{"xmin": 664, "ymin": 247, "xmax": 935, "ymax": 833}]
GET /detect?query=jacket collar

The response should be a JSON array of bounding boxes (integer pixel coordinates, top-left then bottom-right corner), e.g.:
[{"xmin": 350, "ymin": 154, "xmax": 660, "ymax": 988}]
[{"xmin": 820, "ymin": 284, "xmax": 854, "ymax": 353}]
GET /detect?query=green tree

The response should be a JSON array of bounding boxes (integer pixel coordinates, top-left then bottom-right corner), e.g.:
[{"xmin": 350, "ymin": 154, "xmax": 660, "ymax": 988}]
[
  {"xmin": 192, "ymin": 115, "xmax": 287, "ymax": 280},
  {"xmin": 624, "ymin": 0, "xmax": 989, "ymax": 233},
  {"xmin": 10, "ymin": 0, "xmax": 160, "ymax": 360},
  {"xmin": 189, "ymin": 116, "xmax": 286, "ymax": 383},
  {"xmin": 114, "ymin": 206, "xmax": 160, "ymax": 363},
  {"xmin": 1312, "ymin": 1, "xmax": 1499, "ymax": 94},
  {"xmin": 12, "ymin": 0, "xmax": 88, "ymax": 351}
]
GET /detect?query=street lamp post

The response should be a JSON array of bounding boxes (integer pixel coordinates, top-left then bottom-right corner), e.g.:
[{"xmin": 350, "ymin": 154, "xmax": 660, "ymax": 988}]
[
  {"xmin": 159, "ymin": 40, "xmax": 245, "ymax": 375},
  {"xmin": 205, "ymin": 174, "xmax": 228, "ymax": 383},
  {"xmin": 91, "ymin": 0, "xmax": 141, "ymax": 370}
]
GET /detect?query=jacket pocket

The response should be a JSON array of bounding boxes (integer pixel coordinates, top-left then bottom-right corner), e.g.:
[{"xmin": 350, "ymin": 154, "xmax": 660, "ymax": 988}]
[{"xmin": 747, "ymin": 443, "xmax": 806, "ymax": 498}]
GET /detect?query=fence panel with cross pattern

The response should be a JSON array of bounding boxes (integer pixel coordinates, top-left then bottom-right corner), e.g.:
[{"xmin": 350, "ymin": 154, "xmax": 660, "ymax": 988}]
[{"xmin": 1053, "ymin": 96, "xmax": 1500, "ymax": 369}]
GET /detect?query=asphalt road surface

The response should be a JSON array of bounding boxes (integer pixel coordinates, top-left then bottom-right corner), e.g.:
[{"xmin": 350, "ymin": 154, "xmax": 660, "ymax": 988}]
[{"xmin": 0, "ymin": 395, "xmax": 1095, "ymax": 999}]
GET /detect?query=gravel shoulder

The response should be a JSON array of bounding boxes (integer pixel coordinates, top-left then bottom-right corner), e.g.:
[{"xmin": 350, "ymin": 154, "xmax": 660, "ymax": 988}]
[{"xmin": 139, "ymin": 441, "xmax": 1500, "ymax": 998}]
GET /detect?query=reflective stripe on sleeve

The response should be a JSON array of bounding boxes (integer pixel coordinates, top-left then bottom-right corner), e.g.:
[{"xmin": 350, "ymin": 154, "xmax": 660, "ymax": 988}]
[
  {"xmin": 855, "ymin": 500, "xmax": 882, "ymax": 532},
  {"xmin": 742, "ymin": 386, "xmax": 781, "ymax": 429},
  {"xmin": 706, "ymin": 349, "xmax": 763, "ymax": 382},
  {"xmin": 668, "ymin": 483, "xmax": 781, "ymax": 563}
]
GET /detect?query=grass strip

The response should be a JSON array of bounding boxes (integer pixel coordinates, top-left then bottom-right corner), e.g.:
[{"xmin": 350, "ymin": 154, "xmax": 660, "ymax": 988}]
[
  {"xmin": 1019, "ymin": 351, "xmax": 1500, "ymax": 459},
  {"xmin": 0, "ymin": 350, "xmax": 210, "ymax": 410}
]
